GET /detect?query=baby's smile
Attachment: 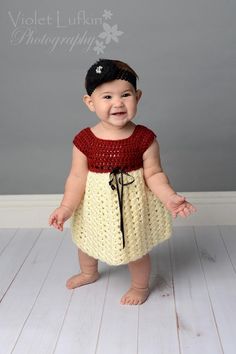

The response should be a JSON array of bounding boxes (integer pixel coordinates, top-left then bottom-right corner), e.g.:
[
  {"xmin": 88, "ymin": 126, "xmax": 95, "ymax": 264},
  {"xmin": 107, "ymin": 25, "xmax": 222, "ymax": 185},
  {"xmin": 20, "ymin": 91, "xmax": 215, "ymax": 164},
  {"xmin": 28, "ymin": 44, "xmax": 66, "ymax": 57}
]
[{"xmin": 112, "ymin": 111, "xmax": 126, "ymax": 116}]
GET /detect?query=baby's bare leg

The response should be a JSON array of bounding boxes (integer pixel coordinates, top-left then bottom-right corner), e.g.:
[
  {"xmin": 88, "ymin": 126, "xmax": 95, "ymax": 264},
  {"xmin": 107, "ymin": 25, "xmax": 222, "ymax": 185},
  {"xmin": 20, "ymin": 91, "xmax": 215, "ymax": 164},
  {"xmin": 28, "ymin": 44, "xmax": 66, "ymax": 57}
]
[
  {"xmin": 66, "ymin": 249, "xmax": 100, "ymax": 289},
  {"xmin": 120, "ymin": 253, "xmax": 151, "ymax": 305}
]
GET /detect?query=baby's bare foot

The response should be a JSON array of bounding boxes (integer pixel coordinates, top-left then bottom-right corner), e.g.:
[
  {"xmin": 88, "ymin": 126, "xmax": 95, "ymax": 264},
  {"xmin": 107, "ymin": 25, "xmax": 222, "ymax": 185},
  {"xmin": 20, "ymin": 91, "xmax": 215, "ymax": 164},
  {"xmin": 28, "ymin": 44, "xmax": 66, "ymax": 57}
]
[
  {"xmin": 120, "ymin": 286, "xmax": 150, "ymax": 305},
  {"xmin": 66, "ymin": 272, "xmax": 100, "ymax": 289}
]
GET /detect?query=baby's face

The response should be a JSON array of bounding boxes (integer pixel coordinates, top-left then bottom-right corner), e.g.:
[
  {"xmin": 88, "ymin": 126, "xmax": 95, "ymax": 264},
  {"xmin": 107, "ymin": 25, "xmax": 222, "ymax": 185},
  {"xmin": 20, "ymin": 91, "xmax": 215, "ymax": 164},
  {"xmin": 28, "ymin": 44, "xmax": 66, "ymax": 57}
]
[{"xmin": 84, "ymin": 79, "xmax": 142, "ymax": 129}]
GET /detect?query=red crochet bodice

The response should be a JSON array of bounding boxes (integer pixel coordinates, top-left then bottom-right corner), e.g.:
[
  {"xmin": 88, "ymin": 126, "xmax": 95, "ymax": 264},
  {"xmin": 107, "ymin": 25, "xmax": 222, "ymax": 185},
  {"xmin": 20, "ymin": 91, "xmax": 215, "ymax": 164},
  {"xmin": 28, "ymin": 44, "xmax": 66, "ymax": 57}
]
[{"xmin": 73, "ymin": 124, "xmax": 156, "ymax": 173}]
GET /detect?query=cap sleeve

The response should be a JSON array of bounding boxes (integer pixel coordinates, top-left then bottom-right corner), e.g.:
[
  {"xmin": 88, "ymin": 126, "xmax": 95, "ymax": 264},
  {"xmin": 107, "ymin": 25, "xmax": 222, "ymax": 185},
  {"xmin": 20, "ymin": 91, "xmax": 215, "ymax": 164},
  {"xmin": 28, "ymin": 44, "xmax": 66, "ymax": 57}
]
[
  {"xmin": 73, "ymin": 128, "xmax": 89, "ymax": 156},
  {"xmin": 136, "ymin": 125, "xmax": 157, "ymax": 153}
]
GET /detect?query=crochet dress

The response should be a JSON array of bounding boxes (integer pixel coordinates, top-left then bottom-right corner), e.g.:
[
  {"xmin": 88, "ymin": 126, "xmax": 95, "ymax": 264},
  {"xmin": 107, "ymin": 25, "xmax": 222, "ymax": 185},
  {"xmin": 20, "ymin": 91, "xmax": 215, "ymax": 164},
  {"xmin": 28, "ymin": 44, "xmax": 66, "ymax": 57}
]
[{"xmin": 70, "ymin": 124, "xmax": 172, "ymax": 265}]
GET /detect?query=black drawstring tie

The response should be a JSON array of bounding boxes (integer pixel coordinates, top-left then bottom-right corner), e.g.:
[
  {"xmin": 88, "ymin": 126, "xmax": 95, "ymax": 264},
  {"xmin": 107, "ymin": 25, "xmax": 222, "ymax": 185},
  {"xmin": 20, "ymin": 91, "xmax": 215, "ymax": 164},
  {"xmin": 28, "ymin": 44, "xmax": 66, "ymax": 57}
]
[{"xmin": 109, "ymin": 167, "xmax": 135, "ymax": 248}]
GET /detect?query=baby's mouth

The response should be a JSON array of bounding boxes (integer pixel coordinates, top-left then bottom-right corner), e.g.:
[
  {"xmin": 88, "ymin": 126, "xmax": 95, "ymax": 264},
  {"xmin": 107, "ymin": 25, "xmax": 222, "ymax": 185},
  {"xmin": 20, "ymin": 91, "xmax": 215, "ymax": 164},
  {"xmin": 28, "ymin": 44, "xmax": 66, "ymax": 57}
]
[{"xmin": 112, "ymin": 112, "xmax": 126, "ymax": 116}]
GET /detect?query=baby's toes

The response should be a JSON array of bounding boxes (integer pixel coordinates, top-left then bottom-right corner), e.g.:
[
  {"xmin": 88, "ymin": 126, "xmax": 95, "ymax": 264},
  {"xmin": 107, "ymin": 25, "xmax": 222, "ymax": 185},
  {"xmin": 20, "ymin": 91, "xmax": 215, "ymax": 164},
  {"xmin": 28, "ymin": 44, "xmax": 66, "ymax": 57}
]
[
  {"xmin": 120, "ymin": 287, "xmax": 150, "ymax": 305},
  {"xmin": 120, "ymin": 294, "xmax": 128, "ymax": 305}
]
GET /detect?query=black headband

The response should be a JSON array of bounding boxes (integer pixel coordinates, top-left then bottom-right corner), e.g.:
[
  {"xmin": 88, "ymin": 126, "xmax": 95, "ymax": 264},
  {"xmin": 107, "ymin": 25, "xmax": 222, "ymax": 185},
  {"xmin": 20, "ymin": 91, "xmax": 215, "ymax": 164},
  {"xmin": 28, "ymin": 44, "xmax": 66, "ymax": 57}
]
[{"xmin": 85, "ymin": 59, "xmax": 137, "ymax": 96}]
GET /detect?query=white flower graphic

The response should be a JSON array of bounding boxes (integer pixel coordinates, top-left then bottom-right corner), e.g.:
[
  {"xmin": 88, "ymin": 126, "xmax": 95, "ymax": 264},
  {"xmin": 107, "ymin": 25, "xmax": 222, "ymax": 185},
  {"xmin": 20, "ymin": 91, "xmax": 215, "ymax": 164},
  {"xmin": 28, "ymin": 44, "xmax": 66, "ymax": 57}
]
[
  {"xmin": 98, "ymin": 23, "xmax": 123, "ymax": 44},
  {"xmin": 102, "ymin": 10, "xmax": 113, "ymax": 20},
  {"xmin": 93, "ymin": 40, "xmax": 106, "ymax": 55}
]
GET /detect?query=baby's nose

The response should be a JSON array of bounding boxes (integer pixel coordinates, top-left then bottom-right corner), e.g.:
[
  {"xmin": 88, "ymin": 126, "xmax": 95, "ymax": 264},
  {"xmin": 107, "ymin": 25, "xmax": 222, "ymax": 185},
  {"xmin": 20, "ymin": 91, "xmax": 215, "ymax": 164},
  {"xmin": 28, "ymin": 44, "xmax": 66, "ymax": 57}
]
[{"xmin": 113, "ymin": 98, "xmax": 124, "ymax": 107}]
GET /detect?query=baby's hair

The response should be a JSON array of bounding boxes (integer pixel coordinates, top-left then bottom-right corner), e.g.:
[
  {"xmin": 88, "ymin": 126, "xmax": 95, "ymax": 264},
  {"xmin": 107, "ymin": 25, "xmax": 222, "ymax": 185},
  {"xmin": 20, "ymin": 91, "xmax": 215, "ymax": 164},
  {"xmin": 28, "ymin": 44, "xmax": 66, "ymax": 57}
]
[
  {"xmin": 85, "ymin": 59, "xmax": 139, "ymax": 95},
  {"xmin": 111, "ymin": 60, "xmax": 139, "ymax": 80}
]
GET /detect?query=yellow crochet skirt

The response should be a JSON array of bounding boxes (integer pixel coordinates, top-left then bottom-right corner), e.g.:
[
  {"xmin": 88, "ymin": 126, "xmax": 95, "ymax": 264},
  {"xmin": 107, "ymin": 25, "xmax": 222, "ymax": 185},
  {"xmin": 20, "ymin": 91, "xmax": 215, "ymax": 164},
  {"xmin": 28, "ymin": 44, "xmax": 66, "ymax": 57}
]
[{"xmin": 70, "ymin": 168, "xmax": 172, "ymax": 265}]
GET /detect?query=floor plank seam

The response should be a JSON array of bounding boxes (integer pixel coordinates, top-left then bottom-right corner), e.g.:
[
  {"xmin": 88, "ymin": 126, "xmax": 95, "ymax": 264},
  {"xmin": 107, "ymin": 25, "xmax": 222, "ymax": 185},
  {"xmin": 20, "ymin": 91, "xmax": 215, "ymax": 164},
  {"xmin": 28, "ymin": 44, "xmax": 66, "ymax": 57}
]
[
  {"xmin": 218, "ymin": 225, "xmax": 236, "ymax": 275},
  {"xmin": 94, "ymin": 267, "xmax": 111, "ymax": 354},
  {"xmin": 193, "ymin": 226, "xmax": 225, "ymax": 354},
  {"xmin": 0, "ymin": 229, "xmax": 18, "ymax": 256},
  {"xmin": 168, "ymin": 236, "xmax": 182, "ymax": 354},
  {"xmin": 0, "ymin": 229, "xmax": 43, "ymax": 303},
  {"xmin": 11, "ymin": 231, "xmax": 65, "ymax": 353},
  {"xmin": 137, "ymin": 306, "xmax": 140, "ymax": 354},
  {"xmin": 52, "ymin": 290, "xmax": 75, "ymax": 354}
]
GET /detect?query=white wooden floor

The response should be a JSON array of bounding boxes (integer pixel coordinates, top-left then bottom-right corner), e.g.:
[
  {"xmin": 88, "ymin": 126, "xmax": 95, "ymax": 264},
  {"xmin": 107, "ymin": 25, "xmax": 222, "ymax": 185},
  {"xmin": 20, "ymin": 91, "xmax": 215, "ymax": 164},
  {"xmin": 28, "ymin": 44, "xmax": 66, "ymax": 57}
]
[{"xmin": 0, "ymin": 226, "xmax": 236, "ymax": 354}]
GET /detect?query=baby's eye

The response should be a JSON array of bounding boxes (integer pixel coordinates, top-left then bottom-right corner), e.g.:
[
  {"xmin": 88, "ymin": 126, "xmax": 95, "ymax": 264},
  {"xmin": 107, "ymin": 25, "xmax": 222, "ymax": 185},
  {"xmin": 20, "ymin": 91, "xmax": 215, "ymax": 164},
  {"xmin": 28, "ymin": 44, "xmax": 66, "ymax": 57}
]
[
  {"xmin": 103, "ymin": 95, "xmax": 112, "ymax": 99},
  {"xmin": 122, "ymin": 92, "xmax": 131, "ymax": 97}
]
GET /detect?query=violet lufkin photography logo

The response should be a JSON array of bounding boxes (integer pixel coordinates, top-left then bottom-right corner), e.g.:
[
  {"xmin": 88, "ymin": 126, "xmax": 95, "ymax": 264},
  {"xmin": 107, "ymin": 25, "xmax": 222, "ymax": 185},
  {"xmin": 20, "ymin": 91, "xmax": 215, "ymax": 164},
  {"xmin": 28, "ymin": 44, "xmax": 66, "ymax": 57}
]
[{"xmin": 8, "ymin": 9, "xmax": 124, "ymax": 53}]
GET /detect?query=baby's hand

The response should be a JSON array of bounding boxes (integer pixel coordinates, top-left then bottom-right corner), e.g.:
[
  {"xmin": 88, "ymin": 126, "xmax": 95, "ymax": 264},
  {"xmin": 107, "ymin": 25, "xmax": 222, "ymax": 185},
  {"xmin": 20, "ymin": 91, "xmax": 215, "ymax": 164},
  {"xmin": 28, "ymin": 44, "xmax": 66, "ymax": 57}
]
[
  {"xmin": 166, "ymin": 193, "xmax": 196, "ymax": 219},
  {"xmin": 48, "ymin": 205, "xmax": 73, "ymax": 231}
]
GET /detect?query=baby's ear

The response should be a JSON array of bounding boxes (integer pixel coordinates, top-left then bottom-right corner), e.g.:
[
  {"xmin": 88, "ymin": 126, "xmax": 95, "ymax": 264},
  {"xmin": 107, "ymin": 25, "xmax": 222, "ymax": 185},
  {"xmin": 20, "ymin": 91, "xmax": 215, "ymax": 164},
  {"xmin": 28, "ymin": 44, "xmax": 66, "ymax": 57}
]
[
  {"xmin": 136, "ymin": 89, "xmax": 142, "ymax": 103},
  {"xmin": 83, "ymin": 95, "xmax": 96, "ymax": 112}
]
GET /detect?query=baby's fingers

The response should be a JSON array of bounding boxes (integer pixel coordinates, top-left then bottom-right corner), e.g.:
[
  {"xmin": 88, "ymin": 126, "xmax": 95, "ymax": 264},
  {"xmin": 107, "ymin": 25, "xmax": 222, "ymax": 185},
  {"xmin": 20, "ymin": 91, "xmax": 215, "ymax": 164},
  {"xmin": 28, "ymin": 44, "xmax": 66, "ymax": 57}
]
[
  {"xmin": 55, "ymin": 216, "xmax": 64, "ymax": 231},
  {"xmin": 185, "ymin": 203, "xmax": 197, "ymax": 215},
  {"xmin": 49, "ymin": 214, "xmax": 63, "ymax": 231},
  {"xmin": 178, "ymin": 210, "xmax": 187, "ymax": 218},
  {"xmin": 48, "ymin": 215, "xmax": 56, "ymax": 226},
  {"xmin": 179, "ymin": 205, "xmax": 196, "ymax": 218},
  {"xmin": 183, "ymin": 207, "xmax": 191, "ymax": 217},
  {"xmin": 56, "ymin": 222, "xmax": 64, "ymax": 231},
  {"xmin": 190, "ymin": 205, "xmax": 197, "ymax": 213},
  {"xmin": 52, "ymin": 220, "xmax": 63, "ymax": 231}
]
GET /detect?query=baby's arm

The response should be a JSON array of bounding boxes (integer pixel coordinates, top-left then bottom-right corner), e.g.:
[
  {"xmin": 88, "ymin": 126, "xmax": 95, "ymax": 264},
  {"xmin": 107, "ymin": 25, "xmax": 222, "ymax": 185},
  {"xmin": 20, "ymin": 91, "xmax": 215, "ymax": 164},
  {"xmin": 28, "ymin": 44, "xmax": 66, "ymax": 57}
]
[
  {"xmin": 60, "ymin": 145, "xmax": 88, "ymax": 211},
  {"xmin": 49, "ymin": 146, "xmax": 88, "ymax": 230},
  {"xmin": 143, "ymin": 139, "xmax": 196, "ymax": 218}
]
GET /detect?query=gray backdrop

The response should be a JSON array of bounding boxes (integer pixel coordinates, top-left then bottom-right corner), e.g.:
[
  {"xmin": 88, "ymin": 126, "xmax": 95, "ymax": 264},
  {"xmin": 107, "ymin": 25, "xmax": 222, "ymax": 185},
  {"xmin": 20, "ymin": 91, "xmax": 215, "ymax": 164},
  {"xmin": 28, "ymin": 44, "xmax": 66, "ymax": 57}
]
[{"xmin": 1, "ymin": 0, "xmax": 235, "ymax": 194}]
